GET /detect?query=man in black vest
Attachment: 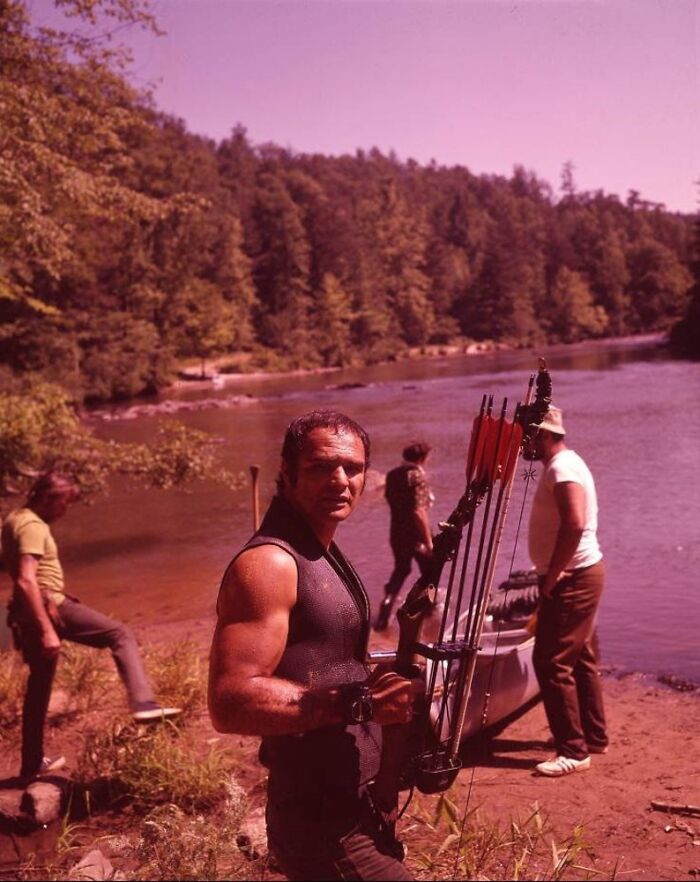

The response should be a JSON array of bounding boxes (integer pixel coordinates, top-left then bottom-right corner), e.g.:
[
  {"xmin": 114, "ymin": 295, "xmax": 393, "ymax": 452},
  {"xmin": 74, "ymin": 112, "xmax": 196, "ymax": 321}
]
[
  {"xmin": 209, "ymin": 411, "xmax": 417, "ymax": 881},
  {"xmin": 374, "ymin": 441, "xmax": 434, "ymax": 631}
]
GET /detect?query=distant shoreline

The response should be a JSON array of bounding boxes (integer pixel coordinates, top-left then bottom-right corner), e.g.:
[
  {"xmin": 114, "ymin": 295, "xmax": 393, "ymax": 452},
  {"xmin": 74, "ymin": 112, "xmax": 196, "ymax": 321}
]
[
  {"xmin": 170, "ymin": 331, "xmax": 669, "ymax": 392},
  {"xmin": 88, "ymin": 332, "xmax": 669, "ymax": 421}
]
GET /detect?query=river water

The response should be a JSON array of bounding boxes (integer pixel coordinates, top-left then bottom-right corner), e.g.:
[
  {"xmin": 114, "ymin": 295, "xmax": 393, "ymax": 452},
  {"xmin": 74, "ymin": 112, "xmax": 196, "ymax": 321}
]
[{"xmin": 7, "ymin": 339, "xmax": 700, "ymax": 683}]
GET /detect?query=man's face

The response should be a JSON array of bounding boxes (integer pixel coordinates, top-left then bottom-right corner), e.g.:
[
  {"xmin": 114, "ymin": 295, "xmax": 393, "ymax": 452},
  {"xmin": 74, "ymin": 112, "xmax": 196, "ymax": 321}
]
[
  {"xmin": 283, "ymin": 427, "xmax": 366, "ymax": 531},
  {"xmin": 40, "ymin": 488, "xmax": 77, "ymax": 522}
]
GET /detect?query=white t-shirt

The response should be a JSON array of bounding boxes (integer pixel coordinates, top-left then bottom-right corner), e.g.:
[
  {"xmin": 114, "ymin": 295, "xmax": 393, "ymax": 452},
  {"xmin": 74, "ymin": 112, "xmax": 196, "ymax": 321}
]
[{"xmin": 528, "ymin": 449, "xmax": 602, "ymax": 575}]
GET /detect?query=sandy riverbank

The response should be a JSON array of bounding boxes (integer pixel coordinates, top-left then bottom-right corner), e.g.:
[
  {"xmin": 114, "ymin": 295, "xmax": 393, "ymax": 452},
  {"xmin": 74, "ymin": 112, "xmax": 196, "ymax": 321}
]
[{"xmin": 1, "ymin": 615, "xmax": 696, "ymax": 880}]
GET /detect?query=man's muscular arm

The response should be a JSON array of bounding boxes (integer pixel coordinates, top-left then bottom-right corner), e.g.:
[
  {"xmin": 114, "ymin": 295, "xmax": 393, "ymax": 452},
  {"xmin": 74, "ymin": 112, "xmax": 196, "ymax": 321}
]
[{"xmin": 208, "ymin": 545, "xmax": 416, "ymax": 736}]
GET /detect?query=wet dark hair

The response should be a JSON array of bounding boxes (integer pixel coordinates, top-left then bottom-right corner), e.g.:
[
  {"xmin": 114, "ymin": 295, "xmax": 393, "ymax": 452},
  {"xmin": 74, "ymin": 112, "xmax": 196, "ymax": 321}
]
[
  {"xmin": 27, "ymin": 472, "xmax": 79, "ymax": 506},
  {"xmin": 278, "ymin": 410, "xmax": 371, "ymax": 489},
  {"xmin": 402, "ymin": 441, "xmax": 431, "ymax": 463}
]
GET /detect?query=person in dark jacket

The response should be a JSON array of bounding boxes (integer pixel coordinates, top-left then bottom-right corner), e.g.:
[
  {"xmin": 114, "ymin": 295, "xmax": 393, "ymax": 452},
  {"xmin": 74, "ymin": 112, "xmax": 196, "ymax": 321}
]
[
  {"xmin": 373, "ymin": 441, "xmax": 434, "ymax": 631},
  {"xmin": 208, "ymin": 411, "xmax": 418, "ymax": 881}
]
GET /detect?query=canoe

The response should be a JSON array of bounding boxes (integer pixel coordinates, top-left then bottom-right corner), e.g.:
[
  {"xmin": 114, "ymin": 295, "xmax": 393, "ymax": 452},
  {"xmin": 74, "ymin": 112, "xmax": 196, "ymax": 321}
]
[{"xmin": 427, "ymin": 570, "xmax": 541, "ymax": 742}]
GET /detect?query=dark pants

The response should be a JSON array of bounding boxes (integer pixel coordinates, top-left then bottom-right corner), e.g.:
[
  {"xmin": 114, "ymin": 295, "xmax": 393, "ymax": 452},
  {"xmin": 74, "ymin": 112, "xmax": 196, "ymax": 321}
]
[
  {"xmin": 20, "ymin": 597, "xmax": 155, "ymax": 777},
  {"xmin": 266, "ymin": 778, "xmax": 413, "ymax": 881},
  {"xmin": 384, "ymin": 535, "xmax": 431, "ymax": 597},
  {"xmin": 533, "ymin": 561, "xmax": 608, "ymax": 761}
]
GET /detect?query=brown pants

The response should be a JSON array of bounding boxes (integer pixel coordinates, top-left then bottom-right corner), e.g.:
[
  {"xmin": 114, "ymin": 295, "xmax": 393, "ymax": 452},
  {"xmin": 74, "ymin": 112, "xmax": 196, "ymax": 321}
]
[
  {"xmin": 533, "ymin": 561, "xmax": 608, "ymax": 761},
  {"xmin": 266, "ymin": 778, "xmax": 413, "ymax": 881}
]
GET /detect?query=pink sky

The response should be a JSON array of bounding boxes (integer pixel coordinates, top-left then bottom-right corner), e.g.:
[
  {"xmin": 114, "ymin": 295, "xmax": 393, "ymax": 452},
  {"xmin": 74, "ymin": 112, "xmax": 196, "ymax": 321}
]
[{"xmin": 31, "ymin": 0, "xmax": 699, "ymax": 212}]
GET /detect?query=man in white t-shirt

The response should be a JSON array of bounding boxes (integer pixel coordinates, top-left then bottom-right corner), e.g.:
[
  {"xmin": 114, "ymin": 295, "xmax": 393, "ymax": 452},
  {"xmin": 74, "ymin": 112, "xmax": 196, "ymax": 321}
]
[{"xmin": 525, "ymin": 405, "xmax": 608, "ymax": 777}]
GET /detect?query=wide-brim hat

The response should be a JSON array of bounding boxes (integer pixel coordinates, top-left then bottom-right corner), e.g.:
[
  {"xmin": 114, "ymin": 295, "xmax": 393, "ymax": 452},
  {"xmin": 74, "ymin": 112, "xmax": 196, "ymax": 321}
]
[{"xmin": 533, "ymin": 405, "xmax": 566, "ymax": 435}]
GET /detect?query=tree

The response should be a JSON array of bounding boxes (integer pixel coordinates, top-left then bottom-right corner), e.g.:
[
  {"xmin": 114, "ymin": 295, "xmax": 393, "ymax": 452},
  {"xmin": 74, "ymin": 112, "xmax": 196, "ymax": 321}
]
[
  {"xmin": 252, "ymin": 171, "xmax": 315, "ymax": 361},
  {"xmin": 210, "ymin": 216, "xmax": 258, "ymax": 350},
  {"xmin": 0, "ymin": 380, "xmax": 236, "ymax": 501},
  {"xmin": 165, "ymin": 279, "xmax": 237, "ymax": 377},
  {"xmin": 0, "ymin": 0, "xmax": 167, "ymax": 308},
  {"xmin": 79, "ymin": 312, "xmax": 174, "ymax": 399},
  {"xmin": 626, "ymin": 240, "xmax": 692, "ymax": 331},
  {"xmin": 313, "ymin": 273, "xmax": 354, "ymax": 366},
  {"xmin": 548, "ymin": 268, "xmax": 609, "ymax": 342}
]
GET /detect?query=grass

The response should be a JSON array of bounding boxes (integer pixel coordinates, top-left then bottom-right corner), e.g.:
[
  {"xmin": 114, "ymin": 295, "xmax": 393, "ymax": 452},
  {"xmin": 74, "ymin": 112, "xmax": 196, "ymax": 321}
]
[
  {"xmin": 126, "ymin": 794, "xmax": 252, "ymax": 881},
  {"xmin": 406, "ymin": 793, "xmax": 604, "ymax": 881},
  {"xmin": 75, "ymin": 719, "xmax": 236, "ymax": 813},
  {"xmin": 54, "ymin": 644, "xmax": 114, "ymax": 716},
  {"xmin": 0, "ymin": 648, "xmax": 27, "ymax": 737},
  {"xmin": 140, "ymin": 639, "xmax": 206, "ymax": 718}
]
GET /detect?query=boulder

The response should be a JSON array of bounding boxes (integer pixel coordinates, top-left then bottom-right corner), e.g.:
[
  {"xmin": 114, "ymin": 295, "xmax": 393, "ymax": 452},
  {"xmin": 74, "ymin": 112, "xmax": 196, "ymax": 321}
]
[{"xmin": 23, "ymin": 780, "xmax": 66, "ymax": 826}]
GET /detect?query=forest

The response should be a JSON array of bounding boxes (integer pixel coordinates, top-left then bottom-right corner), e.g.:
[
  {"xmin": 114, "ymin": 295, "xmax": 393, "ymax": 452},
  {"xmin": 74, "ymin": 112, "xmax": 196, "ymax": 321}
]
[{"xmin": 2, "ymin": 0, "xmax": 698, "ymax": 406}]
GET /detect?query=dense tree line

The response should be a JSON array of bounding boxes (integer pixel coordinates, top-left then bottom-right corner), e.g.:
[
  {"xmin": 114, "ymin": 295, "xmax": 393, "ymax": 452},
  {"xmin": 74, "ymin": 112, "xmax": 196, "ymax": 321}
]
[{"xmin": 1, "ymin": 0, "xmax": 696, "ymax": 406}]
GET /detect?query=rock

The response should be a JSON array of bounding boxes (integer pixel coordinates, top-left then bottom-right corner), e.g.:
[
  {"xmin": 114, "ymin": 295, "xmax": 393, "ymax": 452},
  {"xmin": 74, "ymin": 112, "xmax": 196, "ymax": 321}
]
[
  {"xmin": 67, "ymin": 848, "xmax": 119, "ymax": 881},
  {"xmin": 23, "ymin": 780, "xmax": 66, "ymax": 826}
]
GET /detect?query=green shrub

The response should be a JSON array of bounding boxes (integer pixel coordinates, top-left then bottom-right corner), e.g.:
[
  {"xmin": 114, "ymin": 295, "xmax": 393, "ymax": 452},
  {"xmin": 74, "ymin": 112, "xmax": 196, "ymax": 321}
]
[
  {"xmin": 76, "ymin": 721, "xmax": 234, "ymax": 813},
  {"xmin": 409, "ymin": 795, "xmax": 595, "ymax": 881},
  {"xmin": 140, "ymin": 640, "xmax": 206, "ymax": 718},
  {"xmin": 54, "ymin": 644, "xmax": 115, "ymax": 716},
  {"xmin": 127, "ymin": 794, "xmax": 250, "ymax": 881}
]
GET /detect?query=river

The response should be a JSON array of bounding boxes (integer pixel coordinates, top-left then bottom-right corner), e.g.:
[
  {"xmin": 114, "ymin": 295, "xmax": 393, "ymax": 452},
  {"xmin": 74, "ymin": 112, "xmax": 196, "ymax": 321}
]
[{"xmin": 4, "ymin": 338, "xmax": 700, "ymax": 684}]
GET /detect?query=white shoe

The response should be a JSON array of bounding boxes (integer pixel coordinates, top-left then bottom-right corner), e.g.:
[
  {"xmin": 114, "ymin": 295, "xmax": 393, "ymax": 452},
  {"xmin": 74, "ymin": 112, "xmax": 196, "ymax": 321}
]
[
  {"xmin": 535, "ymin": 755, "xmax": 591, "ymax": 777},
  {"xmin": 132, "ymin": 706, "xmax": 182, "ymax": 723}
]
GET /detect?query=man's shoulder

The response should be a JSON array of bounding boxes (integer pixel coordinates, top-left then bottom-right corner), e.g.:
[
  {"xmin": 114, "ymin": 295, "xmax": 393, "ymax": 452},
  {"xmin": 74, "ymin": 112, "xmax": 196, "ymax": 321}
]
[
  {"xmin": 219, "ymin": 543, "xmax": 298, "ymax": 617},
  {"xmin": 3, "ymin": 508, "xmax": 47, "ymax": 538},
  {"xmin": 547, "ymin": 449, "xmax": 592, "ymax": 483},
  {"xmin": 231, "ymin": 541, "xmax": 297, "ymax": 572}
]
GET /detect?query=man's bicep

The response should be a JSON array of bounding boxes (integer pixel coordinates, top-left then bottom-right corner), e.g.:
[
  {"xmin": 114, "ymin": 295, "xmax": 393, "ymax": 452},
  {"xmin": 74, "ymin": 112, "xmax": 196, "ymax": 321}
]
[
  {"xmin": 211, "ymin": 546, "xmax": 297, "ymax": 681},
  {"xmin": 18, "ymin": 554, "xmax": 40, "ymax": 582}
]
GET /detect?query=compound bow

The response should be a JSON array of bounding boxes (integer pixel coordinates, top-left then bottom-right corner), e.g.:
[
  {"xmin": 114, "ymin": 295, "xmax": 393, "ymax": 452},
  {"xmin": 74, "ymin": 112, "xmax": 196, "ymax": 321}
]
[{"xmin": 371, "ymin": 359, "xmax": 552, "ymax": 833}]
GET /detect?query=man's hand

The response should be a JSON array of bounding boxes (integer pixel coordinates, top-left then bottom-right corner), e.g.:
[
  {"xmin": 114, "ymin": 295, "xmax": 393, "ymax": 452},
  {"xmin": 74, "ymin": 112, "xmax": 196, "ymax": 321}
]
[
  {"xmin": 44, "ymin": 595, "xmax": 62, "ymax": 630},
  {"xmin": 365, "ymin": 667, "xmax": 423, "ymax": 726},
  {"xmin": 539, "ymin": 570, "xmax": 572, "ymax": 600},
  {"xmin": 40, "ymin": 626, "xmax": 61, "ymax": 658}
]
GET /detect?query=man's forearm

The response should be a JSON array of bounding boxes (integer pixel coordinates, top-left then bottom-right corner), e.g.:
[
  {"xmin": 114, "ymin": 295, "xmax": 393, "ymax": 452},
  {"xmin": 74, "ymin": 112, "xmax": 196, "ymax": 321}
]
[
  {"xmin": 16, "ymin": 577, "xmax": 58, "ymax": 638},
  {"xmin": 209, "ymin": 674, "xmax": 345, "ymax": 736},
  {"xmin": 542, "ymin": 525, "xmax": 583, "ymax": 592}
]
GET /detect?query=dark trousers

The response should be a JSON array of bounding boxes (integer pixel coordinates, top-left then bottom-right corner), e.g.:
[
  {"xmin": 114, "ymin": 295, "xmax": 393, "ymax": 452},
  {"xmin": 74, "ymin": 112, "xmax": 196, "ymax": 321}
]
[
  {"xmin": 384, "ymin": 536, "xmax": 431, "ymax": 597},
  {"xmin": 266, "ymin": 779, "xmax": 413, "ymax": 881},
  {"xmin": 533, "ymin": 561, "xmax": 608, "ymax": 761},
  {"xmin": 20, "ymin": 597, "xmax": 155, "ymax": 777}
]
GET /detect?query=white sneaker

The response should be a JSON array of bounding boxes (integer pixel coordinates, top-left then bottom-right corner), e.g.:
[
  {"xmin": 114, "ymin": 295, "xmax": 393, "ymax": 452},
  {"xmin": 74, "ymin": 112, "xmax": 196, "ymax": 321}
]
[
  {"xmin": 39, "ymin": 755, "xmax": 66, "ymax": 774},
  {"xmin": 132, "ymin": 706, "xmax": 182, "ymax": 723},
  {"xmin": 535, "ymin": 755, "xmax": 591, "ymax": 777}
]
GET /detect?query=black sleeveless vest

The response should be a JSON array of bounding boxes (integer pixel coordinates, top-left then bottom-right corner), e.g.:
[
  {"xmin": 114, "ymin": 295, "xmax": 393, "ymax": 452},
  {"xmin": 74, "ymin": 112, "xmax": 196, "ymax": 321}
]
[{"xmin": 238, "ymin": 495, "xmax": 382, "ymax": 793}]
